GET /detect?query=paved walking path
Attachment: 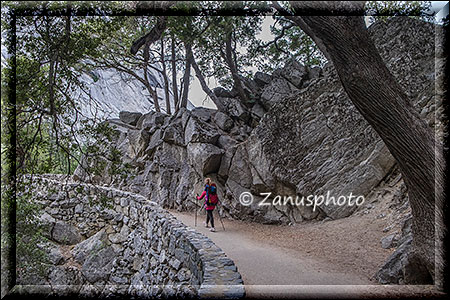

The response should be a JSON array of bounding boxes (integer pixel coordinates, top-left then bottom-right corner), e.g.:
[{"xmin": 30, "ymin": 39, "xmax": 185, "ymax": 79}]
[
  {"xmin": 169, "ymin": 210, "xmax": 442, "ymax": 299},
  {"xmin": 29, "ymin": 175, "xmax": 442, "ymax": 298}
]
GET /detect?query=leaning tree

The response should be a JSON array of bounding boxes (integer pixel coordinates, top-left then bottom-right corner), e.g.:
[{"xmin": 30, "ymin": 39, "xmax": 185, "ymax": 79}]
[
  {"xmin": 272, "ymin": 0, "xmax": 444, "ymax": 286},
  {"xmin": 128, "ymin": 1, "xmax": 445, "ymax": 285}
]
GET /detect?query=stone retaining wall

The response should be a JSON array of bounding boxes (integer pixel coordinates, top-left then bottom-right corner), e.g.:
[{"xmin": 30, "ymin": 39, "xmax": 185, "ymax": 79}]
[{"xmin": 20, "ymin": 175, "xmax": 244, "ymax": 298}]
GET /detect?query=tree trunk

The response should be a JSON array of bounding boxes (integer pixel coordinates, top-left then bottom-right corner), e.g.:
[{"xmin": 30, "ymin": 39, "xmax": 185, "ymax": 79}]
[
  {"xmin": 171, "ymin": 37, "xmax": 179, "ymax": 111},
  {"xmin": 185, "ymin": 43, "xmax": 225, "ymax": 111},
  {"xmin": 147, "ymin": 83, "xmax": 160, "ymax": 113},
  {"xmin": 288, "ymin": 2, "xmax": 444, "ymax": 284},
  {"xmin": 224, "ymin": 30, "xmax": 249, "ymax": 103},
  {"xmin": 178, "ymin": 81, "xmax": 183, "ymax": 111},
  {"xmin": 180, "ymin": 42, "xmax": 193, "ymax": 109},
  {"xmin": 48, "ymin": 56, "xmax": 57, "ymax": 116},
  {"xmin": 160, "ymin": 37, "xmax": 171, "ymax": 115},
  {"xmin": 143, "ymin": 42, "xmax": 160, "ymax": 112}
]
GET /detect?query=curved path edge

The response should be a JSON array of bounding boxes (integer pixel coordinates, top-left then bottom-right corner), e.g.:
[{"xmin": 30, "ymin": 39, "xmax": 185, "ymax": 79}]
[{"xmin": 18, "ymin": 174, "xmax": 245, "ymax": 299}]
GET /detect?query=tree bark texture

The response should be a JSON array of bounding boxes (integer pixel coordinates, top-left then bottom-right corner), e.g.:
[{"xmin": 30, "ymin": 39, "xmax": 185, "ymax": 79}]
[
  {"xmin": 171, "ymin": 37, "xmax": 179, "ymax": 111},
  {"xmin": 180, "ymin": 42, "xmax": 193, "ymax": 109},
  {"xmin": 144, "ymin": 42, "xmax": 160, "ymax": 112},
  {"xmin": 290, "ymin": 6, "xmax": 444, "ymax": 283},
  {"xmin": 160, "ymin": 38, "xmax": 171, "ymax": 114},
  {"xmin": 224, "ymin": 30, "xmax": 249, "ymax": 103}
]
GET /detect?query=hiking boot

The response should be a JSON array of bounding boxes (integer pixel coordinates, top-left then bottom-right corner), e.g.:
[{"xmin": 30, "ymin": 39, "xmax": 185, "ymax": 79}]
[{"xmin": 210, "ymin": 227, "xmax": 216, "ymax": 232}]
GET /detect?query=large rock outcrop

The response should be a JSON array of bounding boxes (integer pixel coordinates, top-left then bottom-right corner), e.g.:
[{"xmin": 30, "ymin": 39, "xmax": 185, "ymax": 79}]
[
  {"xmin": 51, "ymin": 17, "xmax": 446, "ymax": 289},
  {"xmin": 74, "ymin": 17, "xmax": 438, "ymax": 226}
]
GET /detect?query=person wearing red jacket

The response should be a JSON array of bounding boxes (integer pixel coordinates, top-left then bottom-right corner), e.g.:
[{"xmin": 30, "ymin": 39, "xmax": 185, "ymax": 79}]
[{"xmin": 197, "ymin": 178, "xmax": 218, "ymax": 232}]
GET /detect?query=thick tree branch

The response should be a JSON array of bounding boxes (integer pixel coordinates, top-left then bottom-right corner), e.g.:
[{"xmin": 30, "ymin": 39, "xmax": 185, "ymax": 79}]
[
  {"xmin": 130, "ymin": 1, "xmax": 176, "ymax": 55},
  {"xmin": 131, "ymin": 16, "xmax": 168, "ymax": 55}
]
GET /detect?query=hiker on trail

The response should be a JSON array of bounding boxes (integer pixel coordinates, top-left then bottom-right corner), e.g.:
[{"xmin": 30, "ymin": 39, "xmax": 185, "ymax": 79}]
[{"xmin": 197, "ymin": 178, "xmax": 219, "ymax": 232}]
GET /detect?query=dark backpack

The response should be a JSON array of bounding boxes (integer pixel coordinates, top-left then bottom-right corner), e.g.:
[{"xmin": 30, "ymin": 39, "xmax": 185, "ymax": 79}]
[{"xmin": 209, "ymin": 185, "xmax": 217, "ymax": 195}]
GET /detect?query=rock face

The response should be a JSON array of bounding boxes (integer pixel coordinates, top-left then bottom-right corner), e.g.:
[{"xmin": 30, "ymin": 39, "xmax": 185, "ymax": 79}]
[
  {"xmin": 375, "ymin": 231, "xmax": 432, "ymax": 285},
  {"xmin": 72, "ymin": 229, "xmax": 108, "ymax": 264},
  {"xmin": 187, "ymin": 143, "xmax": 224, "ymax": 175},
  {"xmin": 82, "ymin": 246, "xmax": 117, "ymax": 283},
  {"xmin": 74, "ymin": 17, "xmax": 437, "ymax": 225},
  {"xmin": 73, "ymin": 64, "xmax": 195, "ymax": 120},
  {"xmin": 241, "ymin": 17, "xmax": 436, "ymax": 220},
  {"xmin": 119, "ymin": 111, "xmax": 142, "ymax": 126},
  {"xmin": 18, "ymin": 17, "xmax": 439, "ymax": 294},
  {"xmin": 52, "ymin": 221, "xmax": 83, "ymax": 245}
]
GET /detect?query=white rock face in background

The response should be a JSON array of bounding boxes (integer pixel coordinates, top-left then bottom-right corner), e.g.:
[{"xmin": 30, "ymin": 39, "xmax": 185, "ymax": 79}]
[
  {"xmin": 75, "ymin": 66, "xmax": 194, "ymax": 121},
  {"xmin": 2, "ymin": 35, "xmax": 194, "ymax": 119}
]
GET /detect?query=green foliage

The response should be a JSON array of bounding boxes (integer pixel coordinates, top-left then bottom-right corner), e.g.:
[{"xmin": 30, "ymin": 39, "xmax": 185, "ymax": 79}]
[
  {"xmin": 1, "ymin": 0, "xmax": 133, "ymax": 179},
  {"xmin": 108, "ymin": 148, "xmax": 128, "ymax": 178},
  {"xmin": 10, "ymin": 10, "xmax": 118, "ymax": 175},
  {"xmin": 248, "ymin": 16, "xmax": 326, "ymax": 73},
  {"xmin": 3, "ymin": 0, "xmax": 439, "ymax": 287},
  {"xmin": 15, "ymin": 179, "xmax": 51, "ymax": 280},
  {"xmin": 97, "ymin": 194, "xmax": 114, "ymax": 209},
  {"xmin": 366, "ymin": 1, "xmax": 434, "ymax": 23},
  {"xmin": 2, "ymin": 2, "xmax": 129, "ymax": 285},
  {"xmin": 166, "ymin": 2, "xmax": 265, "ymax": 89},
  {"xmin": 92, "ymin": 15, "xmax": 156, "ymax": 67},
  {"xmin": 75, "ymin": 186, "xmax": 83, "ymax": 194}
]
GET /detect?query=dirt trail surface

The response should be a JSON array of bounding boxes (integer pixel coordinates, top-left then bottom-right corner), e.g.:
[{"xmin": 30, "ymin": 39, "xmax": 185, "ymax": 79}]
[{"xmin": 169, "ymin": 210, "xmax": 443, "ymax": 298}]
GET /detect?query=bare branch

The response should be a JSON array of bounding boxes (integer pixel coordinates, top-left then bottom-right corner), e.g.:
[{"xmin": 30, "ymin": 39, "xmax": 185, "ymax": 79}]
[
  {"xmin": 255, "ymin": 22, "xmax": 294, "ymax": 54},
  {"xmin": 271, "ymin": 1, "xmax": 331, "ymax": 60}
]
